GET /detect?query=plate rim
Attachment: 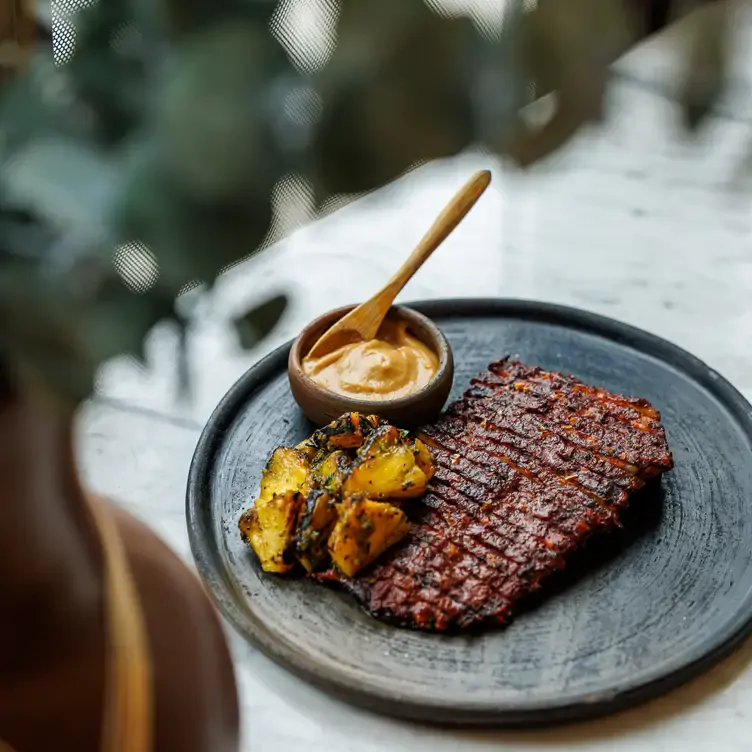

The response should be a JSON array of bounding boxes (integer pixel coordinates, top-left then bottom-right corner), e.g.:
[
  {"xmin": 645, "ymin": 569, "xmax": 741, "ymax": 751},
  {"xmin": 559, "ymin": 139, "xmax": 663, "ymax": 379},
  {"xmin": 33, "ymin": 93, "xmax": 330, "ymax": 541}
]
[{"xmin": 186, "ymin": 297, "xmax": 752, "ymax": 726}]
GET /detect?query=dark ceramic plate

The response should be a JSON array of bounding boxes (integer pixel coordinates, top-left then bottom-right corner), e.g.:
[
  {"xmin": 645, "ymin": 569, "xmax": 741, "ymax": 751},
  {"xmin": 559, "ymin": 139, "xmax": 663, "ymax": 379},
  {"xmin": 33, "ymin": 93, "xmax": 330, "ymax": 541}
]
[{"xmin": 186, "ymin": 299, "xmax": 752, "ymax": 726}]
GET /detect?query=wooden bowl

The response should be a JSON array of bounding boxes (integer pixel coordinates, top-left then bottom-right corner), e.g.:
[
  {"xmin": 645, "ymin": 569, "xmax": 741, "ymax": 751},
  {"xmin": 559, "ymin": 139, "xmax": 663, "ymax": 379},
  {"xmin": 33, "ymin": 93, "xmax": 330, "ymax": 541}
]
[{"xmin": 288, "ymin": 305, "xmax": 454, "ymax": 428}]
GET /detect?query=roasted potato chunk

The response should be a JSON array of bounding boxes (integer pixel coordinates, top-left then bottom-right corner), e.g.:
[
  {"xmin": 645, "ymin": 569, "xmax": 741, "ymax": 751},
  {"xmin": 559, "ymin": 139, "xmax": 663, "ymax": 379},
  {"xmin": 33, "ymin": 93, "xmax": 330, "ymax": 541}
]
[
  {"xmin": 294, "ymin": 436, "xmax": 319, "ymax": 461},
  {"xmin": 243, "ymin": 414, "xmax": 432, "ymax": 578},
  {"xmin": 311, "ymin": 449, "xmax": 351, "ymax": 494},
  {"xmin": 413, "ymin": 437, "xmax": 435, "ymax": 481},
  {"xmin": 239, "ymin": 491, "xmax": 305, "ymax": 573},
  {"xmin": 328, "ymin": 498, "xmax": 410, "ymax": 577},
  {"xmin": 309, "ymin": 412, "xmax": 384, "ymax": 452},
  {"xmin": 259, "ymin": 447, "xmax": 311, "ymax": 502},
  {"xmin": 295, "ymin": 490, "xmax": 338, "ymax": 572},
  {"xmin": 342, "ymin": 425, "xmax": 433, "ymax": 499}
]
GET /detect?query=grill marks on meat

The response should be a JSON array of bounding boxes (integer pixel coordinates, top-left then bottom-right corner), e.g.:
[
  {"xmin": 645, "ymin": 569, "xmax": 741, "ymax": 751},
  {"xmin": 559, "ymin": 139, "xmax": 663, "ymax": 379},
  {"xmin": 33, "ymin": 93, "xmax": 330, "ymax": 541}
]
[{"xmin": 330, "ymin": 359, "xmax": 674, "ymax": 631}]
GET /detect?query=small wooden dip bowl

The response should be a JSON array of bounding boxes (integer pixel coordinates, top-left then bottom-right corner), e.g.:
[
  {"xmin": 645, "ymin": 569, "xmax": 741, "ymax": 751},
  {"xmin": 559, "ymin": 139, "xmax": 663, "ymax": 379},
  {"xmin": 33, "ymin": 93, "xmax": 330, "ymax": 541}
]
[{"xmin": 288, "ymin": 305, "xmax": 454, "ymax": 428}]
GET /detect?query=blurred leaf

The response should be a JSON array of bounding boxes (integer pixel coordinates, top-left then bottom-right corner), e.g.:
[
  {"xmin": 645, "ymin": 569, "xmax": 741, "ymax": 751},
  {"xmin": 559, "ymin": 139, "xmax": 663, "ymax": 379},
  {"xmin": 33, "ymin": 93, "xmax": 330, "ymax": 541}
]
[
  {"xmin": 154, "ymin": 0, "xmax": 278, "ymax": 38},
  {"xmin": 0, "ymin": 0, "xmax": 743, "ymax": 407},
  {"xmin": 2, "ymin": 137, "xmax": 118, "ymax": 243},
  {"xmin": 503, "ymin": 0, "xmax": 636, "ymax": 165},
  {"xmin": 314, "ymin": 0, "xmax": 476, "ymax": 194},
  {"xmin": 113, "ymin": 17, "xmax": 304, "ymax": 294},
  {"xmin": 0, "ymin": 211, "xmax": 58, "ymax": 260},
  {"xmin": 158, "ymin": 21, "xmax": 299, "ymax": 201},
  {"xmin": 234, "ymin": 294, "xmax": 288, "ymax": 349},
  {"xmin": 0, "ymin": 54, "xmax": 69, "ymax": 149},
  {"xmin": 116, "ymin": 138, "xmax": 275, "ymax": 292},
  {"xmin": 81, "ymin": 281, "xmax": 175, "ymax": 365}
]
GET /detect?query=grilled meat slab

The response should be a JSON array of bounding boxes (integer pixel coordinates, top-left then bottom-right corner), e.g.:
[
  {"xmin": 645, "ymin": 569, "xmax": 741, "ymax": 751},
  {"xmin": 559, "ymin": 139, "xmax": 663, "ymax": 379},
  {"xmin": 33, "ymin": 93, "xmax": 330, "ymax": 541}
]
[{"xmin": 324, "ymin": 358, "xmax": 673, "ymax": 631}]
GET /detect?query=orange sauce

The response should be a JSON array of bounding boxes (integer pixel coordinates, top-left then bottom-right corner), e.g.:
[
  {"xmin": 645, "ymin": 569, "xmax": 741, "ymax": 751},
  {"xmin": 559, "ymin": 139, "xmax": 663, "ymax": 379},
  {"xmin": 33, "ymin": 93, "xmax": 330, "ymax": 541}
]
[{"xmin": 303, "ymin": 319, "xmax": 438, "ymax": 401}]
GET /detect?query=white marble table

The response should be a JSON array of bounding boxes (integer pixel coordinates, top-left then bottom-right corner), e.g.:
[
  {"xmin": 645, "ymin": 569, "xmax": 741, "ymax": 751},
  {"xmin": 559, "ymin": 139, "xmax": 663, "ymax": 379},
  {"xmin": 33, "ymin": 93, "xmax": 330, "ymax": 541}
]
[{"xmin": 77, "ymin": 20, "xmax": 752, "ymax": 752}]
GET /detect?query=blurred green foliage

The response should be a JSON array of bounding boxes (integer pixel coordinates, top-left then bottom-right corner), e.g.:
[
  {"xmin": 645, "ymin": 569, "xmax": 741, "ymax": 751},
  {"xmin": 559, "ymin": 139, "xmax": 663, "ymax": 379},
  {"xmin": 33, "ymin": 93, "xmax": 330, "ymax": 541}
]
[{"xmin": 0, "ymin": 0, "xmax": 732, "ymax": 402}]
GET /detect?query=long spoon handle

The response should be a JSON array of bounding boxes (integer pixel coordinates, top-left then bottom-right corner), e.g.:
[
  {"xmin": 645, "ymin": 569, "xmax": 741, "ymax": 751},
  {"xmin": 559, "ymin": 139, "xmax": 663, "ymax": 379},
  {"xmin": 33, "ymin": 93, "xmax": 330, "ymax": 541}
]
[
  {"xmin": 306, "ymin": 169, "xmax": 492, "ymax": 358},
  {"xmin": 375, "ymin": 169, "xmax": 492, "ymax": 306}
]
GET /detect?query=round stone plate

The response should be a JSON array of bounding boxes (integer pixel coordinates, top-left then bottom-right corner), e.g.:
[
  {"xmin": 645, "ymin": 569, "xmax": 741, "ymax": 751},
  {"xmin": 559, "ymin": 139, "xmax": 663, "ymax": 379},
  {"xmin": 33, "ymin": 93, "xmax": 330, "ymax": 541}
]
[{"xmin": 186, "ymin": 299, "xmax": 752, "ymax": 726}]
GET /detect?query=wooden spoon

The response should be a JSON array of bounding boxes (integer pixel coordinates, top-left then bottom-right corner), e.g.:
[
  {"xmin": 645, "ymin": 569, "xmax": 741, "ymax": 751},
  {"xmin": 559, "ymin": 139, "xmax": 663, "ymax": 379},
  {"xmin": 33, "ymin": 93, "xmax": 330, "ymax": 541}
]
[{"xmin": 306, "ymin": 169, "xmax": 492, "ymax": 359}]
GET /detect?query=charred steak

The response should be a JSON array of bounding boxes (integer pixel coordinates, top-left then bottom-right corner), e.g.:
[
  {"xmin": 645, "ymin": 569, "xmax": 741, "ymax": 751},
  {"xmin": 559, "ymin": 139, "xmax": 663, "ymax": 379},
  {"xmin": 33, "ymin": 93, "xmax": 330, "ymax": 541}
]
[{"xmin": 328, "ymin": 358, "xmax": 674, "ymax": 631}]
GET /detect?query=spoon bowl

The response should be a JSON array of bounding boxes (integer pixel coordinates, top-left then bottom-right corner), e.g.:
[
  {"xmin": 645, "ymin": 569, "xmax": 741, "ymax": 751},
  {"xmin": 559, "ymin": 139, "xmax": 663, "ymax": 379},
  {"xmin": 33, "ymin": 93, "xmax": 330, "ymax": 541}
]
[{"xmin": 288, "ymin": 305, "xmax": 453, "ymax": 428}]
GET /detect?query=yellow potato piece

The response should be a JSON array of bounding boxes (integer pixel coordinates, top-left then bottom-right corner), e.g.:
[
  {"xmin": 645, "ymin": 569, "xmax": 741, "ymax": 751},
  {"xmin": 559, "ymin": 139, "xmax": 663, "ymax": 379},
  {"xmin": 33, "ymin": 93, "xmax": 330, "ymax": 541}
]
[
  {"xmin": 239, "ymin": 491, "xmax": 304, "ymax": 573},
  {"xmin": 295, "ymin": 490, "xmax": 338, "ymax": 573},
  {"xmin": 311, "ymin": 449, "xmax": 350, "ymax": 494},
  {"xmin": 242, "ymin": 415, "xmax": 435, "ymax": 577},
  {"xmin": 310, "ymin": 412, "xmax": 384, "ymax": 452},
  {"xmin": 342, "ymin": 425, "xmax": 430, "ymax": 499},
  {"xmin": 413, "ymin": 438, "xmax": 435, "ymax": 481},
  {"xmin": 259, "ymin": 447, "xmax": 311, "ymax": 503},
  {"xmin": 328, "ymin": 498, "xmax": 410, "ymax": 577},
  {"xmin": 343, "ymin": 447, "xmax": 428, "ymax": 498}
]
